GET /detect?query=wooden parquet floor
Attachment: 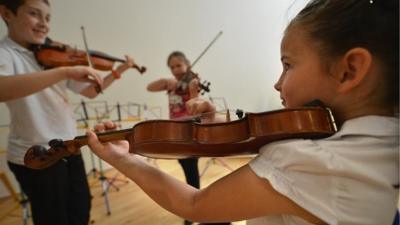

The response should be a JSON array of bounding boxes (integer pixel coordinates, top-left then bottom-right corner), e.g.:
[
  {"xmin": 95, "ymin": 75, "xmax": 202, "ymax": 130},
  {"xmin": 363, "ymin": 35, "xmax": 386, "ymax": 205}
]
[{"xmin": 0, "ymin": 157, "xmax": 251, "ymax": 225}]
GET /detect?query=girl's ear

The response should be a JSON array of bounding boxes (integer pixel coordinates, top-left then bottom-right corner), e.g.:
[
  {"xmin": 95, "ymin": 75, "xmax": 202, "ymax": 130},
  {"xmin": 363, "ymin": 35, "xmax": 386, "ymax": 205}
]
[{"xmin": 335, "ymin": 47, "xmax": 372, "ymax": 93}]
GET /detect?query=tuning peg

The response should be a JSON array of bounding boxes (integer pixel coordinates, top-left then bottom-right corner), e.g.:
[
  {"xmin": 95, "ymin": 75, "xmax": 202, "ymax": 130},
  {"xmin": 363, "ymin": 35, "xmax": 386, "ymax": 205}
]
[
  {"xmin": 31, "ymin": 145, "xmax": 48, "ymax": 157},
  {"xmin": 48, "ymin": 139, "xmax": 65, "ymax": 149}
]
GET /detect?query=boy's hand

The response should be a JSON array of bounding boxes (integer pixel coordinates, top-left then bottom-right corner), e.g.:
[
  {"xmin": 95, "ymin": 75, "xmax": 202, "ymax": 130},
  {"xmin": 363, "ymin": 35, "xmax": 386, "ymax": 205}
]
[
  {"xmin": 115, "ymin": 55, "xmax": 135, "ymax": 74},
  {"xmin": 87, "ymin": 121, "xmax": 130, "ymax": 165},
  {"xmin": 64, "ymin": 66, "xmax": 103, "ymax": 87}
]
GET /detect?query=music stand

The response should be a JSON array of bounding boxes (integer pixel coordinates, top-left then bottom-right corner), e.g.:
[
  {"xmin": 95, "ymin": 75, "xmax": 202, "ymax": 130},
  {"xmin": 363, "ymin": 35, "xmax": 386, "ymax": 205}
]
[{"xmin": 77, "ymin": 100, "xmax": 129, "ymax": 215}]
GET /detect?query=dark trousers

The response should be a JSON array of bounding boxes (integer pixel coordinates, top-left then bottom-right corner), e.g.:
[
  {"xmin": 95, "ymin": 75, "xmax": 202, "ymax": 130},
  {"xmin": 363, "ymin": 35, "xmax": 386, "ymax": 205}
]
[
  {"xmin": 8, "ymin": 154, "xmax": 91, "ymax": 225},
  {"xmin": 178, "ymin": 158, "xmax": 200, "ymax": 188},
  {"xmin": 178, "ymin": 158, "xmax": 230, "ymax": 225}
]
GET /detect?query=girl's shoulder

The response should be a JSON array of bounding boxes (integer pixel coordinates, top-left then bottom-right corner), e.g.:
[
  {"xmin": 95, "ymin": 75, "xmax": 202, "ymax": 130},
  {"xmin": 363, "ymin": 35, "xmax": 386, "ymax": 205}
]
[
  {"xmin": 251, "ymin": 115, "xmax": 398, "ymax": 171},
  {"xmin": 332, "ymin": 115, "xmax": 398, "ymax": 138}
]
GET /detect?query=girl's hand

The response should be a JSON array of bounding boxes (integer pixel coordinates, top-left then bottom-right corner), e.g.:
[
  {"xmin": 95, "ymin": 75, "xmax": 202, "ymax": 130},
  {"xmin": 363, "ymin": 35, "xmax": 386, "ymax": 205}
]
[
  {"xmin": 166, "ymin": 78, "xmax": 178, "ymax": 91},
  {"xmin": 86, "ymin": 121, "xmax": 130, "ymax": 165},
  {"xmin": 64, "ymin": 65, "xmax": 103, "ymax": 87},
  {"xmin": 188, "ymin": 78, "xmax": 199, "ymax": 99},
  {"xmin": 186, "ymin": 97, "xmax": 216, "ymax": 115}
]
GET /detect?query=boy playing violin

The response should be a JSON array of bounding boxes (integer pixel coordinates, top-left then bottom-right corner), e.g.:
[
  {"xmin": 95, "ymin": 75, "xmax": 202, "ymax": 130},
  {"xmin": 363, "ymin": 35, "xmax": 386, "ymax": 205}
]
[{"xmin": 0, "ymin": 0, "xmax": 135, "ymax": 224}]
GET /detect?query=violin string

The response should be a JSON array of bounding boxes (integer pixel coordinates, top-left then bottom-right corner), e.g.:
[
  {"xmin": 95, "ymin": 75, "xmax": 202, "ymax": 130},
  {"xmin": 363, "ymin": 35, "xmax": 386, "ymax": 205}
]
[{"xmin": 173, "ymin": 108, "xmax": 244, "ymax": 122}]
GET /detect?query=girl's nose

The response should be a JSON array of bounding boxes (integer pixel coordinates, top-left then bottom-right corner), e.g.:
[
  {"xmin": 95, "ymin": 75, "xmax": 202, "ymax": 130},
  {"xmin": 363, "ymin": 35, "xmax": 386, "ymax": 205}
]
[{"xmin": 274, "ymin": 76, "xmax": 283, "ymax": 92}]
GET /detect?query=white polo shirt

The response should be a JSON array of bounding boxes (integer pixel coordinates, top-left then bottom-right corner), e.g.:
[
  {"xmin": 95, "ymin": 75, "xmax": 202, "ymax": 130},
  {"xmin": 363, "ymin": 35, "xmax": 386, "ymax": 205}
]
[
  {"xmin": 0, "ymin": 36, "xmax": 88, "ymax": 165},
  {"xmin": 248, "ymin": 115, "xmax": 399, "ymax": 225}
]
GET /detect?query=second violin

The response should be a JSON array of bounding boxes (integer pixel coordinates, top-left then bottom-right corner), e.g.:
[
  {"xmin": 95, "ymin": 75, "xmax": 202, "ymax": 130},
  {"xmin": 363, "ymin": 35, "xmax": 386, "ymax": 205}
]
[{"xmin": 32, "ymin": 38, "xmax": 146, "ymax": 74}]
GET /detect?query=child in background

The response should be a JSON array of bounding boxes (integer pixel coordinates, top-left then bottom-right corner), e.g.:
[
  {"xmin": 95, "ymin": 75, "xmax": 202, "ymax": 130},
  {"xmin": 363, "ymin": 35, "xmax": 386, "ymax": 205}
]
[{"xmin": 147, "ymin": 51, "xmax": 230, "ymax": 225}]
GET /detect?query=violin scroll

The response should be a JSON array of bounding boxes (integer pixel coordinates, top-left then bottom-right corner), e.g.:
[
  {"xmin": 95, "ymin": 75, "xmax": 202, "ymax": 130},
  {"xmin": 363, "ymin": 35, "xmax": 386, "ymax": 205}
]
[{"xmin": 25, "ymin": 139, "xmax": 76, "ymax": 170}]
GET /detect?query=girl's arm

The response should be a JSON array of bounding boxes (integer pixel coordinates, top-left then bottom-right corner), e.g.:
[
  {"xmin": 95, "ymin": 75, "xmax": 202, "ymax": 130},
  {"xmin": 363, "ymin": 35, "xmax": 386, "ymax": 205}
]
[
  {"xmin": 86, "ymin": 122, "xmax": 326, "ymax": 224},
  {"xmin": 147, "ymin": 78, "xmax": 177, "ymax": 92},
  {"xmin": 0, "ymin": 66, "xmax": 101, "ymax": 102}
]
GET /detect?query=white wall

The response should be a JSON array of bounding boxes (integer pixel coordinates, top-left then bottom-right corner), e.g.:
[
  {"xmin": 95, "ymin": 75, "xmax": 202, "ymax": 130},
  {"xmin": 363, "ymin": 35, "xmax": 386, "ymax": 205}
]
[{"xmin": 0, "ymin": 0, "xmax": 308, "ymax": 197}]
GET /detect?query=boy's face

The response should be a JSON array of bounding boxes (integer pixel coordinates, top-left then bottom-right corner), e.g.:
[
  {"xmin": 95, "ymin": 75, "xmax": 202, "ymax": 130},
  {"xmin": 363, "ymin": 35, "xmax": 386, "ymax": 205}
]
[
  {"xmin": 274, "ymin": 26, "xmax": 336, "ymax": 108},
  {"xmin": 168, "ymin": 57, "xmax": 189, "ymax": 80},
  {"xmin": 3, "ymin": 0, "xmax": 50, "ymax": 48}
]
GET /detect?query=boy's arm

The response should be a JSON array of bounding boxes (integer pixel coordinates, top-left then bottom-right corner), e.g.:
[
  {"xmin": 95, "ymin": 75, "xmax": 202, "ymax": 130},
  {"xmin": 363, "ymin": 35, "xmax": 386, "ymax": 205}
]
[
  {"xmin": 80, "ymin": 55, "xmax": 135, "ymax": 98},
  {"xmin": 0, "ymin": 66, "xmax": 101, "ymax": 102}
]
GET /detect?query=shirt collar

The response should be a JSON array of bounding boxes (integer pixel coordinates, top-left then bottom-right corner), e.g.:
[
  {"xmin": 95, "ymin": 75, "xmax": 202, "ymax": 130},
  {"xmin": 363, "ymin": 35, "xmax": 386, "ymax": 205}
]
[
  {"xmin": 3, "ymin": 36, "xmax": 31, "ymax": 53},
  {"xmin": 331, "ymin": 115, "xmax": 399, "ymax": 138}
]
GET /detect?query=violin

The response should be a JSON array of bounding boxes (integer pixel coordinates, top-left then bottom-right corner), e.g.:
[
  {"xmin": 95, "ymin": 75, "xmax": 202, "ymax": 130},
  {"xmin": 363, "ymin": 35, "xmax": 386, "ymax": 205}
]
[
  {"xmin": 176, "ymin": 69, "xmax": 211, "ymax": 95},
  {"xmin": 24, "ymin": 106, "xmax": 337, "ymax": 169},
  {"xmin": 174, "ymin": 31, "xmax": 224, "ymax": 96},
  {"xmin": 31, "ymin": 38, "xmax": 146, "ymax": 74}
]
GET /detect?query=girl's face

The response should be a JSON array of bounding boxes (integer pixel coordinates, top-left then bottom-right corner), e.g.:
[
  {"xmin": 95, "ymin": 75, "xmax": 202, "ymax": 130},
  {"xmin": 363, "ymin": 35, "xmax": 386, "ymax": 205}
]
[
  {"xmin": 168, "ymin": 56, "xmax": 189, "ymax": 80},
  {"xmin": 274, "ymin": 26, "xmax": 336, "ymax": 108},
  {"xmin": 4, "ymin": 0, "xmax": 50, "ymax": 48}
]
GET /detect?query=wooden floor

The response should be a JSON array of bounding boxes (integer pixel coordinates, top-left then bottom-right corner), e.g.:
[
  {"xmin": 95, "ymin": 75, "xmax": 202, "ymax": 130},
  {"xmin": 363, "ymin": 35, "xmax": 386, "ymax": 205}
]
[{"xmin": 0, "ymin": 157, "xmax": 251, "ymax": 225}]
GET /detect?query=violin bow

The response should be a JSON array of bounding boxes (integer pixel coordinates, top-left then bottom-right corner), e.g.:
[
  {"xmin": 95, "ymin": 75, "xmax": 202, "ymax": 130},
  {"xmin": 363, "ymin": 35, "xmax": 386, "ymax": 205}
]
[
  {"xmin": 81, "ymin": 26, "xmax": 102, "ymax": 93},
  {"xmin": 179, "ymin": 31, "xmax": 223, "ymax": 94},
  {"xmin": 190, "ymin": 31, "xmax": 223, "ymax": 69}
]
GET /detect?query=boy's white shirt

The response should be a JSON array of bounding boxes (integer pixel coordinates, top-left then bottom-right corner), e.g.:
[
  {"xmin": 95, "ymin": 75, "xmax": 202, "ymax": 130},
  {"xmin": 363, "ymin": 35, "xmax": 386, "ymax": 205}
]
[
  {"xmin": 0, "ymin": 36, "xmax": 89, "ymax": 165},
  {"xmin": 248, "ymin": 115, "xmax": 399, "ymax": 225}
]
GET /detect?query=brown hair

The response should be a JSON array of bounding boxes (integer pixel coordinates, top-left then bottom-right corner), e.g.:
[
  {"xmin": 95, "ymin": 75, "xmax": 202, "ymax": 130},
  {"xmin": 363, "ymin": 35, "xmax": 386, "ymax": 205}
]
[
  {"xmin": 167, "ymin": 51, "xmax": 190, "ymax": 67},
  {"xmin": 288, "ymin": 0, "xmax": 399, "ymax": 108},
  {"xmin": 0, "ymin": 0, "xmax": 50, "ymax": 13}
]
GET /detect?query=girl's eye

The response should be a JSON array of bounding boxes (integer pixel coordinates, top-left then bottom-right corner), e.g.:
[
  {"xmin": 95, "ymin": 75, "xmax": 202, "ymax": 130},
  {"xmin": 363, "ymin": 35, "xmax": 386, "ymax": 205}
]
[{"xmin": 283, "ymin": 62, "xmax": 291, "ymax": 72}]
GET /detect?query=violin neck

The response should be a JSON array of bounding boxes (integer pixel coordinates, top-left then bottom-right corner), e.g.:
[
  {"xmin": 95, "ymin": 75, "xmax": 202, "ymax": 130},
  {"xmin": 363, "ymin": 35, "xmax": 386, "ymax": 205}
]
[
  {"xmin": 88, "ymin": 50, "xmax": 144, "ymax": 73},
  {"xmin": 74, "ymin": 128, "xmax": 132, "ymax": 147},
  {"xmin": 89, "ymin": 50, "xmax": 125, "ymax": 63}
]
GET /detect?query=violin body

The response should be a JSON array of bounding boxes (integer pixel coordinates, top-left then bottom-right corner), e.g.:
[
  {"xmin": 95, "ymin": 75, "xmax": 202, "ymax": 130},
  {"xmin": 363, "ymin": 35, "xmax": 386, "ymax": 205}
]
[
  {"xmin": 24, "ymin": 107, "xmax": 336, "ymax": 169},
  {"xmin": 35, "ymin": 45, "xmax": 115, "ymax": 71},
  {"xmin": 176, "ymin": 70, "xmax": 211, "ymax": 95},
  {"xmin": 130, "ymin": 107, "xmax": 335, "ymax": 158},
  {"xmin": 32, "ymin": 38, "xmax": 146, "ymax": 74}
]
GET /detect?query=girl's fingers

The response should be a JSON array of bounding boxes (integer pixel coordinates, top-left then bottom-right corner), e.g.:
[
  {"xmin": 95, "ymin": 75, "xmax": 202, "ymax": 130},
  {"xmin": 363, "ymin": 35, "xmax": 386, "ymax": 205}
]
[
  {"xmin": 104, "ymin": 121, "xmax": 117, "ymax": 130},
  {"xmin": 94, "ymin": 124, "xmax": 105, "ymax": 132},
  {"xmin": 86, "ymin": 130, "xmax": 104, "ymax": 152}
]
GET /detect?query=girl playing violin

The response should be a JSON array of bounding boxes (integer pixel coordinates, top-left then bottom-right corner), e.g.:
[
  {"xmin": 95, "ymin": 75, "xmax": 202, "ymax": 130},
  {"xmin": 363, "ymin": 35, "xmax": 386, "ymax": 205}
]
[
  {"xmin": 147, "ymin": 51, "xmax": 229, "ymax": 225},
  {"xmin": 0, "ymin": 0, "xmax": 135, "ymax": 224},
  {"xmin": 87, "ymin": 0, "xmax": 399, "ymax": 224},
  {"xmin": 147, "ymin": 51, "xmax": 200, "ymax": 117}
]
